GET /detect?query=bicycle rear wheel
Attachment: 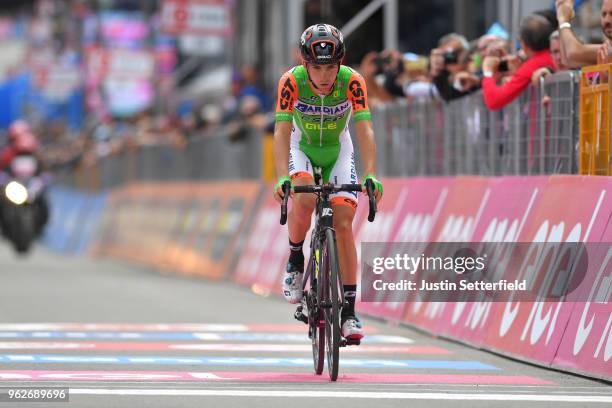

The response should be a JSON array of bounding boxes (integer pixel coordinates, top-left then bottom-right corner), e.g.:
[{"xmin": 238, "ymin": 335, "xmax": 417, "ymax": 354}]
[{"xmin": 323, "ymin": 228, "xmax": 341, "ymax": 381}]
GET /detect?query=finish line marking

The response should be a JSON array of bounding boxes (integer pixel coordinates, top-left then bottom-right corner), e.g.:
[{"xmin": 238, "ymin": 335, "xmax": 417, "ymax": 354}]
[
  {"xmin": 0, "ymin": 332, "xmax": 409, "ymax": 343},
  {"xmin": 65, "ymin": 389, "xmax": 612, "ymax": 402},
  {"xmin": 0, "ymin": 355, "xmax": 496, "ymax": 370},
  {"xmin": 0, "ymin": 371, "xmax": 553, "ymax": 385},
  {"xmin": 0, "ymin": 342, "xmax": 450, "ymax": 354},
  {"xmin": 0, "ymin": 324, "xmax": 380, "ymax": 334}
]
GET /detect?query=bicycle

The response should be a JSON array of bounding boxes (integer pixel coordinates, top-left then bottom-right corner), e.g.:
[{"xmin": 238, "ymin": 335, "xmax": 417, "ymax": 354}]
[{"xmin": 279, "ymin": 172, "xmax": 377, "ymax": 381}]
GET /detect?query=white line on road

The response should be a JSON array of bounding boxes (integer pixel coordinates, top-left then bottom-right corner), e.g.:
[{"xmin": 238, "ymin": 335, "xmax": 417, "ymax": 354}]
[
  {"xmin": 67, "ymin": 389, "xmax": 612, "ymax": 402},
  {"xmin": 1, "ymin": 382, "xmax": 607, "ymax": 390}
]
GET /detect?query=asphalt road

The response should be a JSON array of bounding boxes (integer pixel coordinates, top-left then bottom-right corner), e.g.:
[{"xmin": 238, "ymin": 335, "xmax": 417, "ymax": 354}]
[{"xmin": 0, "ymin": 244, "xmax": 610, "ymax": 408}]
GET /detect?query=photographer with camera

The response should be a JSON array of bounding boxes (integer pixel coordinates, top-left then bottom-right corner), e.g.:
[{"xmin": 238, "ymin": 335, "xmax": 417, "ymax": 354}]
[
  {"xmin": 451, "ymin": 35, "xmax": 512, "ymax": 95},
  {"xmin": 429, "ymin": 33, "xmax": 472, "ymax": 101},
  {"xmin": 481, "ymin": 14, "xmax": 555, "ymax": 111},
  {"xmin": 360, "ymin": 50, "xmax": 398, "ymax": 106},
  {"xmin": 359, "ymin": 48, "xmax": 414, "ymax": 106}
]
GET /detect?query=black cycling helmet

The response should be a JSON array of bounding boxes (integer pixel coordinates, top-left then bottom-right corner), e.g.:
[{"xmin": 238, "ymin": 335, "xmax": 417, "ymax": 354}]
[{"xmin": 300, "ymin": 23, "xmax": 345, "ymax": 65}]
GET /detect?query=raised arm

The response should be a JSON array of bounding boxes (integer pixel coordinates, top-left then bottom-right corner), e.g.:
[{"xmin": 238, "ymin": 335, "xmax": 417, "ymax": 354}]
[{"xmin": 556, "ymin": 0, "xmax": 599, "ymax": 67}]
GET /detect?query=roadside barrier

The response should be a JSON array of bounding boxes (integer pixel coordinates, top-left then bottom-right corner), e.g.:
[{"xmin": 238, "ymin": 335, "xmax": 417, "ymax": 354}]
[
  {"xmin": 42, "ymin": 187, "xmax": 106, "ymax": 255},
  {"xmin": 91, "ymin": 181, "xmax": 261, "ymax": 280},
  {"xmin": 46, "ymin": 176, "xmax": 612, "ymax": 381}
]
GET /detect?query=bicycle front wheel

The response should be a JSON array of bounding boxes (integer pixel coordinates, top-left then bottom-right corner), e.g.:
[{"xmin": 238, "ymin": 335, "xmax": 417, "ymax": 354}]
[
  {"xmin": 323, "ymin": 228, "xmax": 341, "ymax": 381},
  {"xmin": 310, "ymin": 258, "xmax": 325, "ymax": 375}
]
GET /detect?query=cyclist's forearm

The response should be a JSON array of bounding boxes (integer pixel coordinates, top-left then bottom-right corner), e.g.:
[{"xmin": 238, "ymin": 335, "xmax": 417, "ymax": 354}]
[
  {"xmin": 273, "ymin": 121, "xmax": 292, "ymax": 177},
  {"xmin": 355, "ymin": 120, "xmax": 377, "ymax": 176}
]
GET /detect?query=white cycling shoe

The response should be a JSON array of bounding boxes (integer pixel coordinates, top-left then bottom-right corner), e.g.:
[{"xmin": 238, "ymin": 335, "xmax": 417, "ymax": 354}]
[
  {"xmin": 282, "ymin": 262, "xmax": 303, "ymax": 304},
  {"xmin": 341, "ymin": 316, "xmax": 364, "ymax": 340}
]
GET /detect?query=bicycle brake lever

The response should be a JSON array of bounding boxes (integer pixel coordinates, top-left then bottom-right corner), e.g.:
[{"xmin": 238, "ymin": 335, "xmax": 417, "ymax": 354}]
[{"xmin": 280, "ymin": 181, "xmax": 291, "ymax": 225}]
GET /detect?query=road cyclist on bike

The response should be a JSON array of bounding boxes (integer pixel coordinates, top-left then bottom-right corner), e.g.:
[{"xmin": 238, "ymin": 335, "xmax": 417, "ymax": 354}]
[{"xmin": 273, "ymin": 23, "xmax": 383, "ymax": 342}]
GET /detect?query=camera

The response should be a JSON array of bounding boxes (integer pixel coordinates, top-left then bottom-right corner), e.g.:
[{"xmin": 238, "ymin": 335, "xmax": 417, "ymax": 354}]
[
  {"xmin": 443, "ymin": 49, "xmax": 459, "ymax": 65},
  {"xmin": 498, "ymin": 60, "xmax": 509, "ymax": 72},
  {"xmin": 374, "ymin": 55, "xmax": 392, "ymax": 68}
]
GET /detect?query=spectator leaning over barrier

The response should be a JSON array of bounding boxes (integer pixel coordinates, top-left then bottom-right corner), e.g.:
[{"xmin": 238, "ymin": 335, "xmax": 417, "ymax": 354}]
[
  {"xmin": 531, "ymin": 30, "xmax": 570, "ymax": 111},
  {"xmin": 555, "ymin": 0, "xmax": 611, "ymax": 67},
  {"xmin": 430, "ymin": 33, "xmax": 472, "ymax": 101},
  {"xmin": 531, "ymin": 31, "xmax": 569, "ymax": 88},
  {"xmin": 481, "ymin": 14, "xmax": 555, "ymax": 111}
]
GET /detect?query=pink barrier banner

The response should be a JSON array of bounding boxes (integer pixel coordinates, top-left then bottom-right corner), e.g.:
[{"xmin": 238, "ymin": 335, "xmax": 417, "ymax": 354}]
[
  {"xmin": 435, "ymin": 177, "xmax": 548, "ymax": 346},
  {"xmin": 480, "ymin": 177, "xmax": 611, "ymax": 367},
  {"xmin": 553, "ymin": 216, "xmax": 612, "ymax": 380},
  {"xmin": 356, "ymin": 178, "xmax": 451, "ymax": 322},
  {"xmin": 401, "ymin": 177, "xmax": 492, "ymax": 333},
  {"xmin": 233, "ymin": 189, "xmax": 287, "ymax": 295},
  {"xmin": 358, "ymin": 176, "xmax": 611, "ymax": 380},
  {"xmin": 231, "ymin": 176, "xmax": 612, "ymax": 380}
]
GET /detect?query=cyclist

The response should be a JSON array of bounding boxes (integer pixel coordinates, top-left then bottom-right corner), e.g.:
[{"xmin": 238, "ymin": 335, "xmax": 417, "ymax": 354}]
[{"xmin": 273, "ymin": 23, "xmax": 383, "ymax": 341}]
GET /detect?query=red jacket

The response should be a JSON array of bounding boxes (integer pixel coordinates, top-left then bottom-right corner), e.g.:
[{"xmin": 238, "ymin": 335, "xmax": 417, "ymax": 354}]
[
  {"xmin": 0, "ymin": 146, "xmax": 17, "ymax": 170},
  {"xmin": 482, "ymin": 50, "xmax": 554, "ymax": 111}
]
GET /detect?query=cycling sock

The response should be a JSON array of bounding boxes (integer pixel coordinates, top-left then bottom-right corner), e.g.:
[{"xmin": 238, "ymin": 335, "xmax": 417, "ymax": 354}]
[
  {"xmin": 288, "ymin": 239, "xmax": 305, "ymax": 267},
  {"xmin": 342, "ymin": 285, "xmax": 357, "ymax": 318}
]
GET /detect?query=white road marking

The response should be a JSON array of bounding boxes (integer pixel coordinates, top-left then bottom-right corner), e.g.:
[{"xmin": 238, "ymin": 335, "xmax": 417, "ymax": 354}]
[{"xmin": 66, "ymin": 389, "xmax": 612, "ymax": 402}]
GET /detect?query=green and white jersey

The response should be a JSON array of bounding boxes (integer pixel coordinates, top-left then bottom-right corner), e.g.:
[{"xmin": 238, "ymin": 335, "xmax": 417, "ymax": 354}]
[{"xmin": 275, "ymin": 65, "xmax": 371, "ymax": 169}]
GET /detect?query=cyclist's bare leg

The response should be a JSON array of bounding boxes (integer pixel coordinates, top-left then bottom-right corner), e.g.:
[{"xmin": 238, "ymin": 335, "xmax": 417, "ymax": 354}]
[
  {"xmin": 288, "ymin": 174, "xmax": 316, "ymax": 243},
  {"xmin": 332, "ymin": 199, "xmax": 363, "ymax": 339},
  {"xmin": 331, "ymin": 200, "xmax": 357, "ymax": 286}
]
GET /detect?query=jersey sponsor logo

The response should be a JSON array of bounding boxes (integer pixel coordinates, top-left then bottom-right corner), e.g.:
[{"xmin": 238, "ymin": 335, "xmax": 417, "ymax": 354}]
[
  {"xmin": 343, "ymin": 198, "xmax": 358, "ymax": 209},
  {"xmin": 349, "ymin": 79, "xmax": 366, "ymax": 109},
  {"xmin": 295, "ymin": 100, "xmax": 351, "ymax": 116},
  {"xmin": 288, "ymin": 152, "xmax": 295, "ymax": 173},
  {"xmin": 304, "ymin": 122, "xmax": 337, "ymax": 130},
  {"xmin": 279, "ymin": 77, "xmax": 295, "ymax": 110}
]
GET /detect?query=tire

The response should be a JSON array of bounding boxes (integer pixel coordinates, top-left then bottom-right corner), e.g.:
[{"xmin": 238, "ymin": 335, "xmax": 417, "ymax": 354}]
[
  {"xmin": 6, "ymin": 207, "xmax": 34, "ymax": 255},
  {"xmin": 309, "ymin": 258, "xmax": 325, "ymax": 375},
  {"xmin": 310, "ymin": 295, "xmax": 325, "ymax": 375},
  {"xmin": 323, "ymin": 228, "xmax": 341, "ymax": 381}
]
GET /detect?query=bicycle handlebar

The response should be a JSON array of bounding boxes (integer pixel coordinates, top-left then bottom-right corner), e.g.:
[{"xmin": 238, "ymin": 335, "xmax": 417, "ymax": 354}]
[
  {"xmin": 280, "ymin": 182, "xmax": 377, "ymax": 224},
  {"xmin": 293, "ymin": 184, "xmax": 363, "ymax": 194}
]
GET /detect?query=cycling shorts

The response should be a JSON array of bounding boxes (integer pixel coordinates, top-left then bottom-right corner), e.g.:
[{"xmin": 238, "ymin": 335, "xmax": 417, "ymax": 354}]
[{"xmin": 288, "ymin": 126, "xmax": 358, "ymax": 210}]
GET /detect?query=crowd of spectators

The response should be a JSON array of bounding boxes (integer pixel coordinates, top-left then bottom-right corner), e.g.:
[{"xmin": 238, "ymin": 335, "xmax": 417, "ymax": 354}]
[
  {"xmin": 23, "ymin": 1, "xmax": 612, "ymax": 175},
  {"xmin": 18, "ymin": 61, "xmax": 276, "ymax": 174},
  {"xmin": 361, "ymin": 0, "xmax": 611, "ymax": 112}
]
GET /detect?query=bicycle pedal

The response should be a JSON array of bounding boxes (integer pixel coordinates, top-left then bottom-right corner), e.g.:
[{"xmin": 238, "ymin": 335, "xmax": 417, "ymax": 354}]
[
  {"xmin": 346, "ymin": 337, "xmax": 361, "ymax": 346},
  {"xmin": 340, "ymin": 336, "xmax": 361, "ymax": 347},
  {"xmin": 293, "ymin": 306, "xmax": 308, "ymax": 325}
]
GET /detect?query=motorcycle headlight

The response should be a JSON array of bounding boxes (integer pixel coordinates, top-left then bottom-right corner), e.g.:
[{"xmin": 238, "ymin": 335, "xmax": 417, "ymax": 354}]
[{"xmin": 5, "ymin": 181, "xmax": 28, "ymax": 205}]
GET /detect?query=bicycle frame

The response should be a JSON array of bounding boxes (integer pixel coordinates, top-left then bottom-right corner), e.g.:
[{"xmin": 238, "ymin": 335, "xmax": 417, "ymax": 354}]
[{"xmin": 301, "ymin": 186, "xmax": 344, "ymax": 315}]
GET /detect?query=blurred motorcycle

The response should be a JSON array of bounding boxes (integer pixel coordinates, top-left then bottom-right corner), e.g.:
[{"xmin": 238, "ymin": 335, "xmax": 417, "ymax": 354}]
[{"xmin": 0, "ymin": 154, "xmax": 50, "ymax": 254}]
